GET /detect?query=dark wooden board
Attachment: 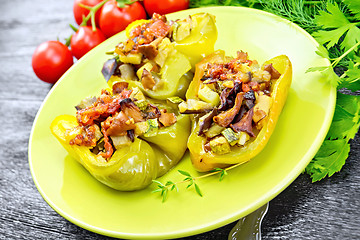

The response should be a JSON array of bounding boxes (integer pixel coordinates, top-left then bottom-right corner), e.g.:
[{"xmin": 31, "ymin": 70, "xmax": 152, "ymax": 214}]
[{"xmin": 0, "ymin": 0, "xmax": 359, "ymax": 239}]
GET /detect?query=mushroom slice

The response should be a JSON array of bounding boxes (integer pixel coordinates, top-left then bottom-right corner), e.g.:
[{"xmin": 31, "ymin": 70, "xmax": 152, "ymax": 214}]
[
  {"xmin": 264, "ymin": 63, "xmax": 281, "ymax": 79},
  {"xmin": 159, "ymin": 109, "xmax": 177, "ymax": 127},
  {"xmin": 141, "ymin": 69, "xmax": 156, "ymax": 90},
  {"xmin": 138, "ymin": 43, "xmax": 158, "ymax": 60},
  {"xmin": 120, "ymin": 100, "xmax": 144, "ymax": 123},
  {"xmin": 104, "ymin": 111, "xmax": 135, "ymax": 136},
  {"xmin": 214, "ymin": 92, "xmax": 244, "ymax": 127},
  {"xmin": 112, "ymin": 81, "xmax": 129, "ymax": 95},
  {"xmin": 144, "ymin": 104, "xmax": 162, "ymax": 119},
  {"xmin": 230, "ymin": 108, "xmax": 255, "ymax": 137}
]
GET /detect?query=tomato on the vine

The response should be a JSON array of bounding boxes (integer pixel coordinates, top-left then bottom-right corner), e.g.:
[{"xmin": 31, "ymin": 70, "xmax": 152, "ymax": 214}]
[
  {"xmin": 143, "ymin": 0, "xmax": 189, "ymax": 16},
  {"xmin": 70, "ymin": 26, "xmax": 106, "ymax": 59},
  {"xmin": 32, "ymin": 41, "xmax": 73, "ymax": 84},
  {"xmin": 99, "ymin": 0, "xmax": 147, "ymax": 38},
  {"xmin": 73, "ymin": 0, "xmax": 103, "ymax": 27}
]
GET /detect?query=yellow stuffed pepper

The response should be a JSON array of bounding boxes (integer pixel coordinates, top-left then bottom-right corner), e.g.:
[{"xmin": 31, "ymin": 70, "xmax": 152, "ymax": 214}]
[
  {"xmin": 51, "ymin": 83, "xmax": 190, "ymax": 190},
  {"xmin": 102, "ymin": 12, "xmax": 217, "ymax": 100},
  {"xmin": 179, "ymin": 50, "xmax": 292, "ymax": 172}
]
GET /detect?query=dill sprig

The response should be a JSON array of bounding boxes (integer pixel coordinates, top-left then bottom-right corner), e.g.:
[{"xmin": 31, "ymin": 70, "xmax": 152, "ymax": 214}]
[{"xmin": 257, "ymin": 0, "xmax": 327, "ymax": 32}]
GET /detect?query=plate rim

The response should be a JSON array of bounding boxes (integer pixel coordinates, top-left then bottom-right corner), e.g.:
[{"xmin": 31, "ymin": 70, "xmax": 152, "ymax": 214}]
[{"xmin": 28, "ymin": 6, "xmax": 336, "ymax": 239}]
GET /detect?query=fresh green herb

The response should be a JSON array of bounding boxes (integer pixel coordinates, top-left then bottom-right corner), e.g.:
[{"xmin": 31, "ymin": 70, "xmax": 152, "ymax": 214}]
[
  {"xmin": 190, "ymin": 0, "xmax": 260, "ymax": 8},
  {"xmin": 306, "ymin": 93, "xmax": 360, "ymax": 181},
  {"xmin": 257, "ymin": 0, "xmax": 326, "ymax": 32},
  {"xmin": 304, "ymin": 1, "xmax": 360, "ymax": 181},
  {"xmin": 152, "ymin": 162, "xmax": 246, "ymax": 202},
  {"xmin": 211, "ymin": 167, "xmax": 228, "ymax": 181}
]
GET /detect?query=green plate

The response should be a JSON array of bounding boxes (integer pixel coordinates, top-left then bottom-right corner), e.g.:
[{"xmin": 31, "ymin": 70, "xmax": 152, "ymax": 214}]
[{"xmin": 29, "ymin": 6, "xmax": 336, "ymax": 239}]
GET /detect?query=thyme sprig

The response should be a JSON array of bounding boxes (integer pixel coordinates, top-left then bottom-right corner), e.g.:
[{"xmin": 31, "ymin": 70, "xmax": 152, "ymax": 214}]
[{"xmin": 152, "ymin": 162, "xmax": 246, "ymax": 202}]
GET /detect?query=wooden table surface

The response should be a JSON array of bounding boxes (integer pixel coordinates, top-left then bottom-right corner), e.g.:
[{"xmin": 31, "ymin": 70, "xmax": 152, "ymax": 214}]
[{"xmin": 1, "ymin": 0, "xmax": 359, "ymax": 239}]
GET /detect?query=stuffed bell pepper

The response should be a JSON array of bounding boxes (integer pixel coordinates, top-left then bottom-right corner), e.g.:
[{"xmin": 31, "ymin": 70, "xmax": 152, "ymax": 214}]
[
  {"xmin": 102, "ymin": 12, "xmax": 217, "ymax": 100},
  {"xmin": 51, "ymin": 83, "xmax": 191, "ymax": 191},
  {"xmin": 179, "ymin": 50, "xmax": 292, "ymax": 172}
]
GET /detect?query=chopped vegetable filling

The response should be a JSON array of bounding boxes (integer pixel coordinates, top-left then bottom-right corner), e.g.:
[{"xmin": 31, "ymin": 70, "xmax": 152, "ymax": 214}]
[
  {"xmin": 181, "ymin": 51, "xmax": 281, "ymax": 154},
  {"xmin": 102, "ymin": 13, "xmax": 191, "ymax": 92},
  {"xmin": 67, "ymin": 82, "xmax": 177, "ymax": 160}
]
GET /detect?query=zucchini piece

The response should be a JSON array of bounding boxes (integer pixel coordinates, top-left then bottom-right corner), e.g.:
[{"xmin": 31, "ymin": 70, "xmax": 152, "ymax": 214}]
[
  {"xmin": 198, "ymin": 85, "xmax": 220, "ymax": 106},
  {"xmin": 209, "ymin": 136, "xmax": 231, "ymax": 154},
  {"xmin": 119, "ymin": 53, "xmax": 143, "ymax": 65},
  {"xmin": 119, "ymin": 63, "xmax": 137, "ymax": 81},
  {"xmin": 134, "ymin": 119, "xmax": 159, "ymax": 137},
  {"xmin": 154, "ymin": 38, "xmax": 174, "ymax": 68},
  {"xmin": 111, "ymin": 135, "xmax": 132, "ymax": 149},
  {"xmin": 237, "ymin": 131, "xmax": 250, "ymax": 145},
  {"xmin": 134, "ymin": 100, "xmax": 148, "ymax": 111},
  {"xmin": 143, "ymin": 119, "xmax": 159, "ymax": 137},
  {"xmin": 167, "ymin": 96, "xmax": 184, "ymax": 104},
  {"xmin": 130, "ymin": 87, "xmax": 146, "ymax": 101},
  {"xmin": 178, "ymin": 99, "xmax": 212, "ymax": 113},
  {"xmin": 204, "ymin": 124, "xmax": 225, "ymax": 138},
  {"xmin": 221, "ymin": 128, "xmax": 239, "ymax": 146}
]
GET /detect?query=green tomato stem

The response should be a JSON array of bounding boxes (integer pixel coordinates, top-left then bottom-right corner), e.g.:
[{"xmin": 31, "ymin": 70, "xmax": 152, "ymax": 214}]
[
  {"xmin": 79, "ymin": 0, "xmax": 110, "ymax": 31},
  {"xmin": 69, "ymin": 24, "xmax": 78, "ymax": 32}
]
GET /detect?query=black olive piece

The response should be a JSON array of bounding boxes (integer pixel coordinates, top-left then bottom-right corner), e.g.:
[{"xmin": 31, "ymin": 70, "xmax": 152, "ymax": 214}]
[
  {"xmin": 101, "ymin": 58, "xmax": 119, "ymax": 82},
  {"xmin": 244, "ymin": 89, "xmax": 256, "ymax": 100},
  {"xmin": 119, "ymin": 98, "xmax": 133, "ymax": 106},
  {"xmin": 245, "ymin": 99, "xmax": 255, "ymax": 109},
  {"xmin": 198, "ymin": 108, "xmax": 218, "ymax": 136},
  {"xmin": 127, "ymin": 130, "xmax": 135, "ymax": 142}
]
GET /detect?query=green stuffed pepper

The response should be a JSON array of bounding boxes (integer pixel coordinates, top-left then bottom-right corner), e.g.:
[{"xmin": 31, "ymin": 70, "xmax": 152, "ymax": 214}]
[
  {"xmin": 51, "ymin": 82, "xmax": 191, "ymax": 191},
  {"xmin": 102, "ymin": 12, "xmax": 217, "ymax": 100},
  {"xmin": 179, "ymin": 50, "xmax": 292, "ymax": 172}
]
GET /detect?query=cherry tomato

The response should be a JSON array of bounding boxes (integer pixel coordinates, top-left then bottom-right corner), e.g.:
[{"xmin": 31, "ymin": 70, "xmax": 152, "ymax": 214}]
[
  {"xmin": 144, "ymin": 0, "xmax": 189, "ymax": 16},
  {"xmin": 99, "ymin": 0, "xmax": 147, "ymax": 38},
  {"xmin": 32, "ymin": 41, "xmax": 73, "ymax": 84},
  {"xmin": 70, "ymin": 26, "xmax": 106, "ymax": 59},
  {"xmin": 73, "ymin": 0, "xmax": 103, "ymax": 27}
]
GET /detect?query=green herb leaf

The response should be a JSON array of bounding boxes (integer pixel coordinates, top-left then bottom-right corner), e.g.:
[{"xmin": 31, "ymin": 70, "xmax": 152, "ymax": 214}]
[
  {"xmin": 314, "ymin": 2, "xmax": 349, "ymax": 28},
  {"xmin": 306, "ymin": 139, "xmax": 350, "ymax": 182},
  {"xmin": 306, "ymin": 93, "xmax": 360, "ymax": 182},
  {"xmin": 333, "ymin": 93, "xmax": 360, "ymax": 139},
  {"xmin": 178, "ymin": 170, "xmax": 191, "ymax": 177},
  {"xmin": 339, "ymin": 61, "xmax": 360, "ymax": 91},
  {"xmin": 219, "ymin": 169, "xmax": 228, "ymax": 181},
  {"xmin": 151, "ymin": 188, "xmax": 163, "ymax": 193},
  {"xmin": 313, "ymin": 2, "xmax": 360, "ymax": 51},
  {"xmin": 162, "ymin": 189, "xmax": 168, "ymax": 202},
  {"xmin": 194, "ymin": 183, "xmax": 203, "ymax": 197},
  {"xmin": 343, "ymin": 0, "xmax": 360, "ymax": 19},
  {"xmin": 315, "ymin": 45, "xmax": 330, "ymax": 59},
  {"xmin": 307, "ymin": 65, "xmax": 340, "ymax": 87},
  {"xmin": 186, "ymin": 180, "xmax": 194, "ymax": 189}
]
